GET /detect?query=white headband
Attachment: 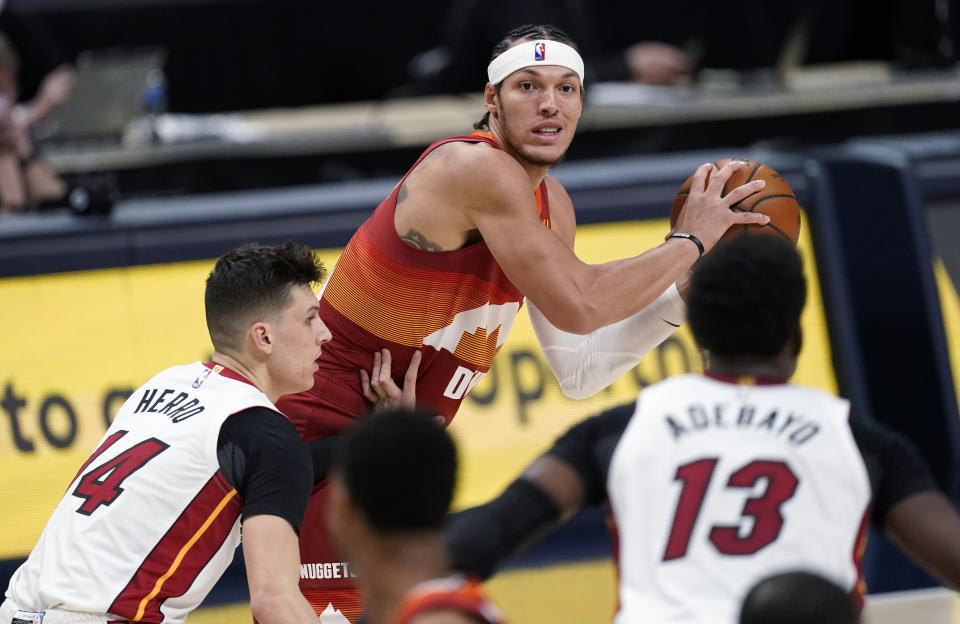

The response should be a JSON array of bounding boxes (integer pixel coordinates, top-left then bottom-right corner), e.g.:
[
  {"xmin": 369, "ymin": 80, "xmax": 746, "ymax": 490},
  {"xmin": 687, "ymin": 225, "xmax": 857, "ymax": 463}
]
[{"xmin": 487, "ymin": 40, "xmax": 585, "ymax": 86}]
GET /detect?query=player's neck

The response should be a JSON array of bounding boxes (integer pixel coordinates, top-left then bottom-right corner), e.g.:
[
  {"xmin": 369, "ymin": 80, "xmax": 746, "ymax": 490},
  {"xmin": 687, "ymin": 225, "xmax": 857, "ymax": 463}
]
[
  {"xmin": 353, "ymin": 532, "xmax": 450, "ymax": 624},
  {"xmin": 209, "ymin": 352, "xmax": 273, "ymax": 400},
  {"xmin": 487, "ymin": 125, "xmax": 550, "ymax": 190},
  {"xmin": 705, "ymin": 355, "xmax": 796, "ymax": 383}
]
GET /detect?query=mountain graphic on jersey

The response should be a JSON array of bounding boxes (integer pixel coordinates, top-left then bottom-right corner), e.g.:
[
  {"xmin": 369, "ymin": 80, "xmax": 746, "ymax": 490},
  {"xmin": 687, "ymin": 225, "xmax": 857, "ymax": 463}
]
[
  {"xmin": 422, "ymin": 301, "xmax": 519, "ymax": 368},
  {"xmin": 319, "ymin": 603, "xmax": 350, "ymax": 623},
  {"xmin": 323, "ymin": 227, "xmax": 521, "ymax": 368}
]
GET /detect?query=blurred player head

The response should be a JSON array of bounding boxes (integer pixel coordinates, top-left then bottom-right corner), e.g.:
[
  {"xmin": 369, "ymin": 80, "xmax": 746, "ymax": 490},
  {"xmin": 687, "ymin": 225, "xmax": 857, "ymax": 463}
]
[
  {"xmin": 687, "ymin": 234, "xmax": 807, "ymax": 376},
  {"xmin": 204, "ymin": 241, "xmax": 330, "ymax": 396},
  {"xmin": 739, "ymin": 570, "xmax": 859, "ymax": 624},
  {"xmin": 476, "ymin": 24, "xmax": 584, "ymax": 168},
  {"xmin": 327, "ymin": 407, "xmax": 457, "ymax": 556}
]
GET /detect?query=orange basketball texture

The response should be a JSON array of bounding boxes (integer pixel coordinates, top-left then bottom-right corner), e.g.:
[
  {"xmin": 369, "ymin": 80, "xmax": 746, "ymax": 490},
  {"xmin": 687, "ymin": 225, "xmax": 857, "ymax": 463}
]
[{"xmin": 670, "ymin": 158, "xmax": 801, "ymax": 245}]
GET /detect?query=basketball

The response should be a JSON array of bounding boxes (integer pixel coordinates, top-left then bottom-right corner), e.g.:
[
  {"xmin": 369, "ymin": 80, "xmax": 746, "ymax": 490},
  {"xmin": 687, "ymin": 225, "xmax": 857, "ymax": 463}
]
[{"xmin": 670, "ymin": 158, "xmax": 801, "ymax": 245}]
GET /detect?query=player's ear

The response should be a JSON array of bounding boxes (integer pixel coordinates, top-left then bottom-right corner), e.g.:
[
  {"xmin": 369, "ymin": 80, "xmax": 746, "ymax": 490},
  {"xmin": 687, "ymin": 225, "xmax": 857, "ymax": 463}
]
[
  {"xmin": 250, "ymin": 321, "xmax": 273, "ymax": 354},
  {"xmin": 484, "ymin": 82, "xmax": 498, "ymax": 116}
]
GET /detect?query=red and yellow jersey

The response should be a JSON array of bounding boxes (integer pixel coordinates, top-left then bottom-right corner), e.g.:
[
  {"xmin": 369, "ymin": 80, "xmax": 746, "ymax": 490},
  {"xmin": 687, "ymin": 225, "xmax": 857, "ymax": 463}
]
[
  {"xmin": 392, "ymin": 575, "xmax": 506, "ymax": 624},
  {"xmin": 280, "ymin": 132, "xmax": 550, "ymax": 438}
]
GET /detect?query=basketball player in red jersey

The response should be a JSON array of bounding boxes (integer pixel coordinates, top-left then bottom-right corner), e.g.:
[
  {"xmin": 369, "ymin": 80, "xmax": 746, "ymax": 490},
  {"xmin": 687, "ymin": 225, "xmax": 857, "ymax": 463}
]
[
  {"xmin": 327, "ymin": 409, "xmax": 506, "ymax": 624},
  {"xmin": 277, "ymin": 23, "xmax": 769, "ymax": 621}
]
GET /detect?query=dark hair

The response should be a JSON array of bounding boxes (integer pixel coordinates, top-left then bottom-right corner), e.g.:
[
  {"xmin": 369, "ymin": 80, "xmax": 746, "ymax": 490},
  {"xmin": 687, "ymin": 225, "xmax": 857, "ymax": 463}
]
[
  {"xmin": 335, "ymin": 407, "xmax": 457, "ymax": 533},
  {"xmin": 474, "ymin": 24, "xmax": 580, "ymax": 131},
  {"xmin": 687, "ymin": 235, "xmax": 806, "ymax": 358},
  {"xmin": 205, "ymin": 241, "xmax": 324, "ymax": 352},
  {"xmin": 739, "ymin": 571, "xmax": 859, "ymax": 624}
]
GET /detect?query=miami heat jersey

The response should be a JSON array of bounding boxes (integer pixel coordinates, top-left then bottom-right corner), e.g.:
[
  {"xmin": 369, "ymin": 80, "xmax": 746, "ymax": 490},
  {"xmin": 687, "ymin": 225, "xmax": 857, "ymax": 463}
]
[
  {"xmin": 5, "ymin": 362, "xmax": 275, "ymax": 624},
  {"xmin": 279, "ymin": 131, "xmax": 550, "ymax": 438},
  {"xmin": 391, "ymin": 575, "xmax": 506, "ymax": 624},
  {"xmin": 607, "ymin": 374, "xmax": 871, "ymax": 624}
]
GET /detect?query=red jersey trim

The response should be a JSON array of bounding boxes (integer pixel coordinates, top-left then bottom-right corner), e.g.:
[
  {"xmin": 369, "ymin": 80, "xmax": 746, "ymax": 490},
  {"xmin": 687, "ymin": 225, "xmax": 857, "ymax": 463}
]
[
  {"xmin": 703, "ymin": 371, "xmax": 788, "ymax": 386},
  {"xmin": 392, "ymin": 576, "xmax": 505, "ymax": 624},
  {"xmin": 203, "ymin": 362, "xmax": 257, "ymax": 388},
  {"xmin": 606, "ymin": 508, "xmax": 623, "ymax": 620},
  {"xmin": 109, "ymin": 472, "xmax": 241, "ymax": 622},
  {"xmin": 851, "ymin": 506, "xmax": 871, "ymax": 610}
]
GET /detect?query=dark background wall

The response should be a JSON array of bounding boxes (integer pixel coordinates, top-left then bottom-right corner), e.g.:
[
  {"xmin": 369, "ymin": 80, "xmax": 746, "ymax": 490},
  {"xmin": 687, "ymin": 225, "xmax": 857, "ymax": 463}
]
[{"xmin": 4, "ymin": 0, "xmax": 957, "ymax": 111}]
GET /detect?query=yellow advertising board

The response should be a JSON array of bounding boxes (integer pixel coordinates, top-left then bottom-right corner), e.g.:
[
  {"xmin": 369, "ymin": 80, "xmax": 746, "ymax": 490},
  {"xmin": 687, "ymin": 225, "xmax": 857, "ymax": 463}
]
[
  {"xmin": 0, "ymin": 217, "xmax": 834, "ymax": 561},
  {"xmin": 935, "ymin": 260, "xmax": 960, "ymax": 409}
]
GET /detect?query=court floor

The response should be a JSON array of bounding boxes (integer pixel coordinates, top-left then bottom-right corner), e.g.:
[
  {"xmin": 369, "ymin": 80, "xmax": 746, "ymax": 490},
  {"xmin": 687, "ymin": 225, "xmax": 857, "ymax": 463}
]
[{"xmin": 186, "ymin": 558, "xmax": 960, "ymax": 623}]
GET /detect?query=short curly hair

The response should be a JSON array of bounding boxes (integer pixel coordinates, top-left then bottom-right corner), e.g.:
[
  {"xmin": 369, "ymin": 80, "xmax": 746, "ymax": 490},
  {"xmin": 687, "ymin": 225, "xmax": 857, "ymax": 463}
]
[
  {"xmin": 335, "ymin": 407, "xmax": 457, "ymax": 533},
  {"xmin": 687, "ymin": 235, "xmax": 806, "ymax": 357}
]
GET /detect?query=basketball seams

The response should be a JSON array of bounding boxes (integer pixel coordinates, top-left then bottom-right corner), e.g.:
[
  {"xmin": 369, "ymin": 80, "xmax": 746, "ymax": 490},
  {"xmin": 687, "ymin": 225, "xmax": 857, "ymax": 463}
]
[
  {"xmin": 746, "ymin": 193, "xmax": 795, "ymax": 212},
  {"xmin": 670, "ymin": 158, "xmax": 800, "ymax": 245},
  {"xmin": 765, "ymin": 224, "xmax": 793, "ymax": 241},
  {"xmin": 744, "ymin": 162, "xmax": 763, "ymax": 184}
]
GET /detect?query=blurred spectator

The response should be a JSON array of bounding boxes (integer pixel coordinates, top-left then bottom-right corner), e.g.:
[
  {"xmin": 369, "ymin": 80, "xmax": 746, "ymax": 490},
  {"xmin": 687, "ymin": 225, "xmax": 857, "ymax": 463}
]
[
  {"xmin": 0, "ymin": 4, "xmax": 68, "ymax": 103},
  {"xmin": 0, "ymin": 32, "xmax": 73, "ymax": 216},
  {"xmin": 390, "ymin": 0, "xmax": 695, "ymax": 97},
  {"xmin": 391, "ymin": 0, "xmax": 956, "ymax": 101}
]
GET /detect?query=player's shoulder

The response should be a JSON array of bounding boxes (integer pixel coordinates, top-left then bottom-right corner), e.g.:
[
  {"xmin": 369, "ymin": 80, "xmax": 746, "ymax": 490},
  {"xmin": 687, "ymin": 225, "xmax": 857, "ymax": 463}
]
[
  {"xmin": 560, "ymin": 401, "xmax": 635, "ymax": 444},
  {"xmin": 642, "ymin": 373, "xmax": 703, "ymax": 395},
  {"xmin": 783, "ymin": 381, "xmax": 845, "ymax": 401},
  {"xmin": 782, "ymin": 383, "xmax": 851, "ymax": 418},
  {"xmin": 221, "ymin": 406, "xmax": 301, "ymax": 446},
  {"xmin": 428, "ymin": 138, "xmax": 527, "ymax": 187}
]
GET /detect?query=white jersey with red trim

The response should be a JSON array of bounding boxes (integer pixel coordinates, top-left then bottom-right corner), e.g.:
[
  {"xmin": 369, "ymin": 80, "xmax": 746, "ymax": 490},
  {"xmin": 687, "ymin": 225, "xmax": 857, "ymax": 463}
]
[
  {"xmin": 608, "ymin": 374, "xmax": 871, "ymax": 624},
  {"xmin": 5, "ymin": 361, "xmax": 275, "ymax": 624}
]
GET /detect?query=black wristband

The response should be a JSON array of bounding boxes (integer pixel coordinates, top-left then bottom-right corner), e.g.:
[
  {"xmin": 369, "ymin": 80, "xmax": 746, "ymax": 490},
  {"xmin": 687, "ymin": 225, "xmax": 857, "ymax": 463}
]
[{"xmin": 669, "ymin": 232, "xmax": 704, "ymax": 257}]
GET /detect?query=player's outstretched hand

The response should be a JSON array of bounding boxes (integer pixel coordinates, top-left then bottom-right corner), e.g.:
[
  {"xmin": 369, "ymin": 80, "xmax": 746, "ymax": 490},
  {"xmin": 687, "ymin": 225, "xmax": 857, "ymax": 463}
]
[
  {"xmin": 360, "ymin": 348, "xmax": 421, "ymax": 411},
  {"xmin": 673, "ymin": 161, "xmax": 770, "ymax": 253}
]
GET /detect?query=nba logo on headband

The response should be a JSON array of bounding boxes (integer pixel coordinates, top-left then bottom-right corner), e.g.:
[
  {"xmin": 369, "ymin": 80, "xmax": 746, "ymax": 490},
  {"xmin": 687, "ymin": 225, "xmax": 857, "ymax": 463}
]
[
  {"xmin": 534, "ymin": 42, "xmax": 546, "ymax": 61},
  {"xmin": 487, "ymin": 39, "xmax": 585, "ymax": 85}
]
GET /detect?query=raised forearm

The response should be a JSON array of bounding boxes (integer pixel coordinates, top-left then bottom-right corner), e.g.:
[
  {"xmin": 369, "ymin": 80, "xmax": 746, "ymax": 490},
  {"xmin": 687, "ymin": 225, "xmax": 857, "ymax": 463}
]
[
  {"xmin": 532, "ymin": 237, "xmax": 697, "ymax": 334},
  {"xmin": 447, "ymin": 478, "xmax": 561, "ymax": 580},
  {"xmin": 529, "ymin": 283, "xmax": 685, "ymax": 398}
]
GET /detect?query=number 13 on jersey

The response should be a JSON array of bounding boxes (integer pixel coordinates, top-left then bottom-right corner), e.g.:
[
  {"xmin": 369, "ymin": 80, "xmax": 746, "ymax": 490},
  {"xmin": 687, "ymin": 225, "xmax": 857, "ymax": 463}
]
[{"xmin": 663, "ymin": 457, "xmax": 799, "ymax": 561}]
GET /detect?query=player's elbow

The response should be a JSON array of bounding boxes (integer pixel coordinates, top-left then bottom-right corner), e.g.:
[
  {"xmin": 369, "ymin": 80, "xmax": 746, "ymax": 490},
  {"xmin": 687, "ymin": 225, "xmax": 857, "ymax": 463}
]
[
  {"xmin": 558, "ymin": 379, "xmax": 595, "ymax": 400},
  {"xmin": 248, "ymin": 584, "xmax": 302, "ymax": 624},
  {"xmin": 550, "ymin": 356, "xmax": 604, "ymax": 400},
  {"xmin": 545, "ymin": 304, "xmax": 603, "ymax": 335},
  {"xmin": 248, "ymin": 591, "xmax": 282, "ymax": 621}
]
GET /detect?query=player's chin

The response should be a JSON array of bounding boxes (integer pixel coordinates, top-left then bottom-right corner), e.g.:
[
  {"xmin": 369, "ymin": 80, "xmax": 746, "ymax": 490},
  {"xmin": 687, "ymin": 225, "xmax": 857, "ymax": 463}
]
[
  {"xmin": 294, "ymin": 370, "xmax": 317, "ymax": 393},
  {"xmin": 521, "ymin": 144, "xmax": 567, "ymax": 167}
]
